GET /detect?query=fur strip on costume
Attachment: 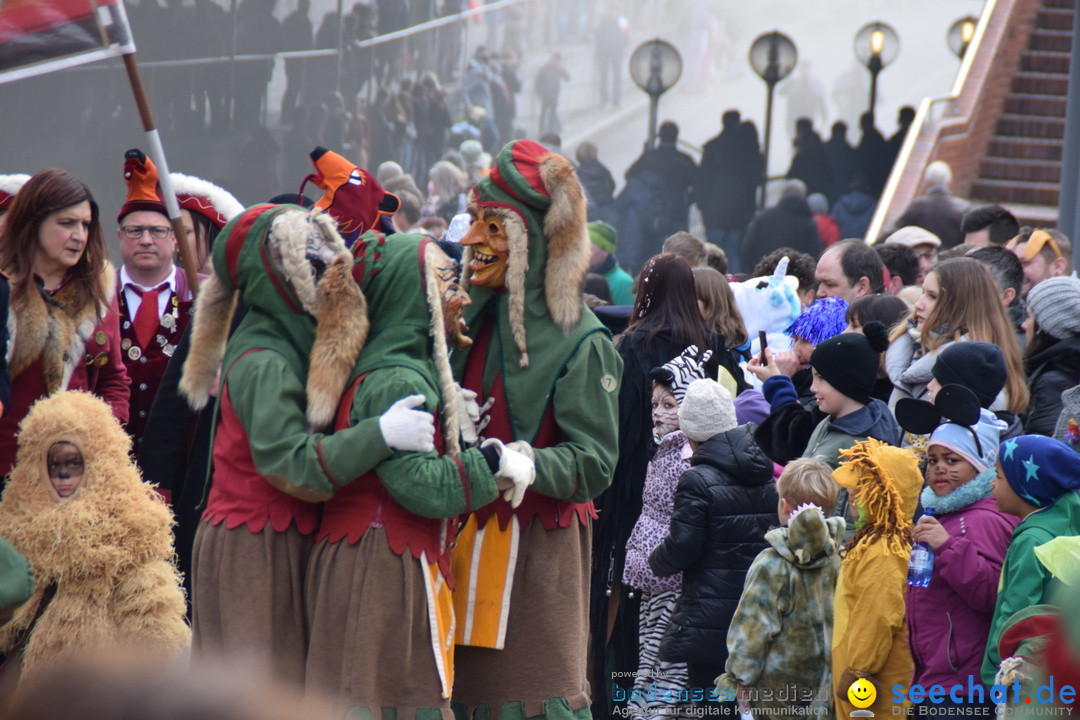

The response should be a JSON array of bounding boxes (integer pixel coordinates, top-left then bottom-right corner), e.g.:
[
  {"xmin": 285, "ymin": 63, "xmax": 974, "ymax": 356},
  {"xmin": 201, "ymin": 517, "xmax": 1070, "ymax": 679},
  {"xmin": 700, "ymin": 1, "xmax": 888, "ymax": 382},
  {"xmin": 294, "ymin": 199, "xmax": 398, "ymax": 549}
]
[
  {"xmin": 180, "ymin": 272, "xmax": 237, "ymax": 410},
  {"xmin": 538, "ymin": 153, "xmax": 589, "ymax": 335},
  {"xmin": 423, "ymin": 256, "xmax": 462, "ymax": 456},
  {"xmin": 8, "ymin": 262, "xmax": 116, "ymax": 391},
  {"xmin": 307, "ymin": 253, "xmax": 369, "ymax": 430}
]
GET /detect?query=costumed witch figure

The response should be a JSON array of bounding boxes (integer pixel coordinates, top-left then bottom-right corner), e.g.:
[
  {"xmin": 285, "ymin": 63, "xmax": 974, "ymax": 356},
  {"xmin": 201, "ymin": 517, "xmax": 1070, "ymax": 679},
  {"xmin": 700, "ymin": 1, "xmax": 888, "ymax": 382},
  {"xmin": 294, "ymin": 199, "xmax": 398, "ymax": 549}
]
[
  {"xmin": 450, "ymin": 139, "xmax": 622, "ymax": 719},
  {"xmin": 179, "ymin": 203, "xmax": 437, "ymax": 684},
  {"xmin": 0, "ymin": 390, "xmax": 189, "ymax": 696},
  {"xmin": 294, "ymin": 146, "xmax": 534, "ymax": 716},
  {"xmin": 304, "ymin": 226, "xmax": 535, "ymax": 718}
]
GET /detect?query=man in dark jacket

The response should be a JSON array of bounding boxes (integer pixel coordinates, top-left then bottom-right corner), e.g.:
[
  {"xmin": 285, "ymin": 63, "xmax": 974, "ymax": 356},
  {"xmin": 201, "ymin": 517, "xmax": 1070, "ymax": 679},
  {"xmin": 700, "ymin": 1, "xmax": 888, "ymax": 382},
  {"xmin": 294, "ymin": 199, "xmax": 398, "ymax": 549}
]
[
  {"xmin": 650, "ymin": 379, "xmax": 778, "ymax": 701},
  {"xmin": 741, "ymin": 179, "xmax": 823, "ymax": 272},
  {"xmin": 895, "ymin": 160, "xmax": 969, "ymax": 248},
  {"xmin": 698, "ymin": 111, "xmax": 763, "ymax": 274},
  {"xmin": 617, "ymin": 121, "xmax": 699, "ymax": 274}
]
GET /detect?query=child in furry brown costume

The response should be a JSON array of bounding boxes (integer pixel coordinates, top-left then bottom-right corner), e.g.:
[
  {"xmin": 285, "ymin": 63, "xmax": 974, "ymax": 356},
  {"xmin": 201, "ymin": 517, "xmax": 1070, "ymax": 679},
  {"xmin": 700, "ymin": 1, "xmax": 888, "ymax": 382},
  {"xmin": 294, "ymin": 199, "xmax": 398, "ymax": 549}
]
[{"xmin": 0, "ymin": 390, "xmax": 189, "ymax": 694}]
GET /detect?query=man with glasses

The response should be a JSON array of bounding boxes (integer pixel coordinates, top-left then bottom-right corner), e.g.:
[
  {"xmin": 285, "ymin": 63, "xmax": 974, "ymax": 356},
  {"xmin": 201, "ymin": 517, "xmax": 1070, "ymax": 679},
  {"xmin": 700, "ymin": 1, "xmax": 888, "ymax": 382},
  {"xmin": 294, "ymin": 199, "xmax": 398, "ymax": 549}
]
[
  {"xmin": 1007, "ymin": 228, "xmax": 1072, "ymax": 299},
  {"xmin": 115, "ymin": 149, "xmax": 197, "ymax": 460}
]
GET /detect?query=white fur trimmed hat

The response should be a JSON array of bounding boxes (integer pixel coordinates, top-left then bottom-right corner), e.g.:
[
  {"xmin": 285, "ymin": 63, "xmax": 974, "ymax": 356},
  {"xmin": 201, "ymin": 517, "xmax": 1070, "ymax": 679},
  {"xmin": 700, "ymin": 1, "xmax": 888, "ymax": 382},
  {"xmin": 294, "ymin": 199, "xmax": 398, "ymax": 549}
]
[
  {"xmin": 0, "ymin": 174, "xmax": 29, "ymax": 212},
  {"xmin": 170, "ymin": 172, "xmax": 244, "ymax": 229}
]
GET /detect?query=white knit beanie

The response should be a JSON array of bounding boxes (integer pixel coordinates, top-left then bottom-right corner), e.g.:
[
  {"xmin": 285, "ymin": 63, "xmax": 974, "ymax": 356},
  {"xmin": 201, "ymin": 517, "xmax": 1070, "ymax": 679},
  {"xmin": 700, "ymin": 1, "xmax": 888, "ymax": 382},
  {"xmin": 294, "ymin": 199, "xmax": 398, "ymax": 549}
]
[
  {"xmin": 1028, "ymin": 276, "xmax": 1080, "ymax": 340},
  {"xmin": 679, "ymin": 379, "xmax": 738, "ymax": 442}
]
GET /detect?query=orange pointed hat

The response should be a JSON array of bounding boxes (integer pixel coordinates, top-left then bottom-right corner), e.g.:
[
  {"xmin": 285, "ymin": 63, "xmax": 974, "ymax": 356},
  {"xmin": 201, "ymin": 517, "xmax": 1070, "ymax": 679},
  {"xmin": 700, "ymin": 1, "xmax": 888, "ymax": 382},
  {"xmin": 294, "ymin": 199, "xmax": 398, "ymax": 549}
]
[
  {"xmin": 300, "ymin": 146, "xmax": 399, "ymax": 247},
  {"xmin": 117, "ymin": 148, "xmax": 167, "ymax": 223}
]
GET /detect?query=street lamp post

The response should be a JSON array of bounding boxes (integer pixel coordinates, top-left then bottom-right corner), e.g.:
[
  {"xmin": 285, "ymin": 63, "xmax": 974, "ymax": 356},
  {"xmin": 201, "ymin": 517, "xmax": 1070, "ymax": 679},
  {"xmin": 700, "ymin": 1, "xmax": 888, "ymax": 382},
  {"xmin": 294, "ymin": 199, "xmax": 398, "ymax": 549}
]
[
  {"xmin": 629, "ymin": 39, "xmax": 682, "ymax": 151},
  {"xmin": 749, "ymin": 31, "xmax": 797, "ymax": 208},
  {"xmin": 854, "ymin": 21, "xmax": 899, "ymax": 122},
  {"xmin": 948, "ymin": 16, "xmax": 980, "ymax": 59}
]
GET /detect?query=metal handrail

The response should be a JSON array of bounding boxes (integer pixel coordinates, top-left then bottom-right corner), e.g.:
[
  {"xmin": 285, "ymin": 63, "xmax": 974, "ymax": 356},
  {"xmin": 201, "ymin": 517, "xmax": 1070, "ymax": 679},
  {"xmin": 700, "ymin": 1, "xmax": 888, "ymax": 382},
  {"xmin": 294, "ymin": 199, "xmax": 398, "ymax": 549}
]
[
  {"xmin": 864, "ymin": 0, "xmax": 996, "ymax": 243},
  {"xmin": 78, "ymin": 0, "xmax": 528, "ymax": 70}
]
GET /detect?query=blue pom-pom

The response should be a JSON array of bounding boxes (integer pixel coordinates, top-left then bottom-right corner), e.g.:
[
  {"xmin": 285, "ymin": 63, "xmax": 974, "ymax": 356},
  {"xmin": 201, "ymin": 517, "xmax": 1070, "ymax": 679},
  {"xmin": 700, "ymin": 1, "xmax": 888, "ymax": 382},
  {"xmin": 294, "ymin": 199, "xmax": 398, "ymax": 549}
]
[{"xmin": 785, "ymin": 296, "xmax": 849, "ymax": 345}]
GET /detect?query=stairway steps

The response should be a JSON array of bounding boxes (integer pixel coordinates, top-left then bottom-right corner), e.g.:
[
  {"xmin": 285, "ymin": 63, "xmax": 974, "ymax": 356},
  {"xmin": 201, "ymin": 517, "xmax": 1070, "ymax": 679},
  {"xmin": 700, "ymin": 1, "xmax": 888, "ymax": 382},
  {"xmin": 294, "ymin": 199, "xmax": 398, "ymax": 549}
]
[
  {"xmin": 970, "ymin": 179, "xmax": 1060, "ymax": 206},
  {"xmin": 1037, "ymin": 8, "xmax": 1074, "ymax": 30},
  {"xmin": 1020, "ymin": 50, "xmax": 1071, "ymax": 73},
  {"xmin": 1029, "ymin": 28, "xmax": 1073, "ymax": 52},
  {"xmin": 1004, "ymin": 93, "xmax": 1066, "ymax": 116},
  {"xmin": 995, "ymin": 114, "xmax": 1066, "ymax": 139},
  {"xmin": 1011, "ymin": 71, "xmax": 1070, "ymax": 95},
  {"xmin": 980, "ymin": 157, "xmax": 1062, "ymax": 183},
  {"xmin": 986, "ymin": 137, "xmax": 1063, "ymax": 162}
]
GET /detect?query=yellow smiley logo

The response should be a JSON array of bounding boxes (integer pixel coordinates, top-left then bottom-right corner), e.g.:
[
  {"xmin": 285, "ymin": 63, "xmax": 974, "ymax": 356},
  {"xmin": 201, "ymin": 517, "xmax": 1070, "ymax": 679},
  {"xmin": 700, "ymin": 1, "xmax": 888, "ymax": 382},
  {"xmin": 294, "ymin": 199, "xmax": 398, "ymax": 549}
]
[{"xmin": 847, "ymin": 677, "xmax": 877, "ymax": 709}]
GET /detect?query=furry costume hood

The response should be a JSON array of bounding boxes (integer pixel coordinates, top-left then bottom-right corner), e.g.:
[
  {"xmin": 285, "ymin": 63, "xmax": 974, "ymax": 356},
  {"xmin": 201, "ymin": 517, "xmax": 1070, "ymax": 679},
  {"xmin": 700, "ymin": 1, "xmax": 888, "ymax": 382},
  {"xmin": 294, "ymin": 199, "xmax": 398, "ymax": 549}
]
[
  {"xmin": 833, "ymin": 438, "xmax": 922, "ymax": 565},
  {"xmin": 180, "ymin": 204, "xmax": 368, "ymax": 430},
  {"xmin": 463, "ymin": 139, "xmax": 591, "ymax": 366},
  {"xmin": 351, "ymin": 231, "xmax": 462, "ymax": 454},
  {"xmin": 0, "ymin": 391, "xmax": 189, "ymax": 683},
  {"xmin": 455, "ymin": 140, "xmax": 612, "ymax": 443},
  {"xmin": 8, "ymin": 261, "xmax": 117, "ymax": 395}
]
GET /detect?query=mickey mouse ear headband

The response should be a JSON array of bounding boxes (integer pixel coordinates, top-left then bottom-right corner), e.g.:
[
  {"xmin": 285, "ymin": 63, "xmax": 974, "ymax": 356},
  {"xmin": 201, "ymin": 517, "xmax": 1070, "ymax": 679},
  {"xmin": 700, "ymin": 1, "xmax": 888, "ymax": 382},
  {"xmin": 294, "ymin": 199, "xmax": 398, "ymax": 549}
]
[{"xmin": 896, "ymin": 384, "xmax": 983, "ymax": 452}]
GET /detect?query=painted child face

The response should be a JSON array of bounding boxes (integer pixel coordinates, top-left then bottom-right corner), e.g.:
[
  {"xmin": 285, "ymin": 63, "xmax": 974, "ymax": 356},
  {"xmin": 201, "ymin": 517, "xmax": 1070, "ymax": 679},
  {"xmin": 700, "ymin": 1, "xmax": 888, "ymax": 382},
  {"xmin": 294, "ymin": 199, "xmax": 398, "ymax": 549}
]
[
  {"xmin": 651, "ymin": 385, "xmax": 679, "ymax": 439},
  {"xmin": 47, "ymin": 441, "xmax": 84, "ymax": 498},
  {"xmin": 461, "ymin": 210, "xmax": 510, "ymax": 289},
  {"xmin": 925, "ymin": 444, "xmax": 978, "ymax": 496},
  {"xmin": 810, "ymin": 369, "xmax": 845, "ymax": 416}
]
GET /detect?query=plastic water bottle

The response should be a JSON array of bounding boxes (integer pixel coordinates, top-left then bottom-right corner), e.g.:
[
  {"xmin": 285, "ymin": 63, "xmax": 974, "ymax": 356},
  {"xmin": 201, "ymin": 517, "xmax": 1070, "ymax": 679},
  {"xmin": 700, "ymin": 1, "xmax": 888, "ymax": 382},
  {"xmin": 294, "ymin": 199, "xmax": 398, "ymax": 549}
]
[{"xmin": 907, "ymin": 507, "xmax": 935, "ymax": 587}]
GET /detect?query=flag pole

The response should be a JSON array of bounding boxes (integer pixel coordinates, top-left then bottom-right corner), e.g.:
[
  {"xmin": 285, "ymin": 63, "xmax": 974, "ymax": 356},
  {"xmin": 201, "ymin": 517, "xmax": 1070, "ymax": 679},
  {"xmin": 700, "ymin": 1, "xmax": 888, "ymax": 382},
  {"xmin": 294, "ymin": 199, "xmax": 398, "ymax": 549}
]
[{"xmin": 121, "ymin": 52, "xmax": 201, "ymax": 294}]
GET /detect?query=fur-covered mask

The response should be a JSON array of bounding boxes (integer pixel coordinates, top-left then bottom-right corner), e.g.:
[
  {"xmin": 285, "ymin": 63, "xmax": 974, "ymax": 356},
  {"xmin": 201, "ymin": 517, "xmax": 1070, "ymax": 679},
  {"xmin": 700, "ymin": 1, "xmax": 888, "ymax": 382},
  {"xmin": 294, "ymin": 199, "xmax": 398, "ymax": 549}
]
[{"xmin": 265, "ymin": 209, "xmax": 350, "ymax": 316}]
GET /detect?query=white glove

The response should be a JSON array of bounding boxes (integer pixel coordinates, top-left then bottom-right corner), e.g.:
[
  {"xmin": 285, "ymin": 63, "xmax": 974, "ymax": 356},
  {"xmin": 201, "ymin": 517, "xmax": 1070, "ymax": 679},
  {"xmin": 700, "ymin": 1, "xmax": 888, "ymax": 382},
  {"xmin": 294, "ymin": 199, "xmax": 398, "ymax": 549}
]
[
  {"xmin": 457, "ymin": 386, "xmax": 494, "ymax": 445},
  {"xmin": 481, "ymin": 438, "xmax": 535, "ymax": 508},
  {"xmin": 379, "ymin": 395, "xmax": 436, "ymax": 453}
]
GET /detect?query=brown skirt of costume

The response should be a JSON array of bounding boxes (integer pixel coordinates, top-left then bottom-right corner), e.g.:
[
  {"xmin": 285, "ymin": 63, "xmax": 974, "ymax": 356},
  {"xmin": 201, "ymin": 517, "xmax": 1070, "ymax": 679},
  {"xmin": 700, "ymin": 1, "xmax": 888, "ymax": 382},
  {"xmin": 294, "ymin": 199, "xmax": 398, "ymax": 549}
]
[
  {"xmin": 452, "ymin": 519, "xmax": 592, "ymax": 718},
  {"xmin": 304, "ymin": 527, "xmax": 453, "ymax": 720},
  {"xmin": 191, "ymin": 519, "xmax": 312, "ymax": 686}
]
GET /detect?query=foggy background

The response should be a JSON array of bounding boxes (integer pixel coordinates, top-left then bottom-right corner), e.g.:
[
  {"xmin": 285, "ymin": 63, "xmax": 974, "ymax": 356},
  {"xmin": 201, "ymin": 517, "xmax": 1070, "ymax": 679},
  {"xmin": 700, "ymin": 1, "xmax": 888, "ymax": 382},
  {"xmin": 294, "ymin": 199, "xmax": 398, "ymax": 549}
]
[{"xmin": 0, "ymin": 0, "xmax": 983, "ymax": 261}]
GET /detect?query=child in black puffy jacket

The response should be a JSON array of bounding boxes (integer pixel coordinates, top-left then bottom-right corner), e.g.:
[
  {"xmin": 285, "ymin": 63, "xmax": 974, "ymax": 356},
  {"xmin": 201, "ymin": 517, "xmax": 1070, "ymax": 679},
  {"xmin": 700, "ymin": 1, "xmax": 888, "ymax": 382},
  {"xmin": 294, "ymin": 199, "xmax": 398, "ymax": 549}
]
[{"xmin": 649, "ymin": 378, "xmax": 779, "ymax": 705}]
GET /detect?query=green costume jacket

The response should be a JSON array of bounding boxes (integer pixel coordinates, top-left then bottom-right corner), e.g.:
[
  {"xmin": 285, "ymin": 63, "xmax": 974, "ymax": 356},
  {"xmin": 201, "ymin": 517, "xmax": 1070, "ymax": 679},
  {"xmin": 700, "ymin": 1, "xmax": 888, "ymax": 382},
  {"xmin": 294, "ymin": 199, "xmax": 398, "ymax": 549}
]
[{"xmin": 982, "ymin": 491, "xmax": 1080, "ymax": 684}]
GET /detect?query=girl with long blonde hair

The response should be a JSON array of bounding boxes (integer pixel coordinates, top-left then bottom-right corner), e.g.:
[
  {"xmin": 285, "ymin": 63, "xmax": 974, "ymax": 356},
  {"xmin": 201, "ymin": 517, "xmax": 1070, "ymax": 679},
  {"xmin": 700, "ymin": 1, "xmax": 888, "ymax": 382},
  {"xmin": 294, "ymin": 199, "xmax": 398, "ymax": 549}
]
[{"xmin": 885, "ymin": 257, "xmax": 1028, "ymax": 414}]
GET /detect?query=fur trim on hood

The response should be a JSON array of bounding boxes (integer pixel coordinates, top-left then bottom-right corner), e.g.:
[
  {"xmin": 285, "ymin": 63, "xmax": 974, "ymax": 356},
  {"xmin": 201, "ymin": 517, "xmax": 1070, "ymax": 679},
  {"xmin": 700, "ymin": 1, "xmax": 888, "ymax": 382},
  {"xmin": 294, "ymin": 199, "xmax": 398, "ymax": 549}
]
[
  {"xmin": 466, "ymin": 140, "xmax": 591, "ymax": 368},
  {"xmin": 0, "ymin": 391, "xmax": 189, "ymax": 685},
  {"xmin": 180, "ymin": 206, "xmax": 368, "ymax": 429},
  {"xmin": 8, "ymin": 261, "xmax": 117, "ymax": 394}
]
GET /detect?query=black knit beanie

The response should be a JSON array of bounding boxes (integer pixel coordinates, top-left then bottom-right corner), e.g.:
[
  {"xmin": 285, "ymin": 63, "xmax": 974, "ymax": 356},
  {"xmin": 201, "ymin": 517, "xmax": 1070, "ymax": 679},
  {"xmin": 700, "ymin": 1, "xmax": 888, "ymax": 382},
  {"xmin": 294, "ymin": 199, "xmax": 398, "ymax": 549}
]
[
  {"xmin": 809, "ymin": 321, "xmax": 890, "ymax": 405},
  {"xmin": 931, "ymin": 341, "xmax": 1007, "ymax": 409}
]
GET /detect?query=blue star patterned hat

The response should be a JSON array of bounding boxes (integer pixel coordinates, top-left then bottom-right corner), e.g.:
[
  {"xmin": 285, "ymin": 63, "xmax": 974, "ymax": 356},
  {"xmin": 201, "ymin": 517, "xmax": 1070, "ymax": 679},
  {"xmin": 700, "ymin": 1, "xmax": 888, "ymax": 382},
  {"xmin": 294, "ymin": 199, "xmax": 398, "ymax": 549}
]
[{"xmin": 998, "ymin": 435, "xmax": 1080, "ymax": 508}]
